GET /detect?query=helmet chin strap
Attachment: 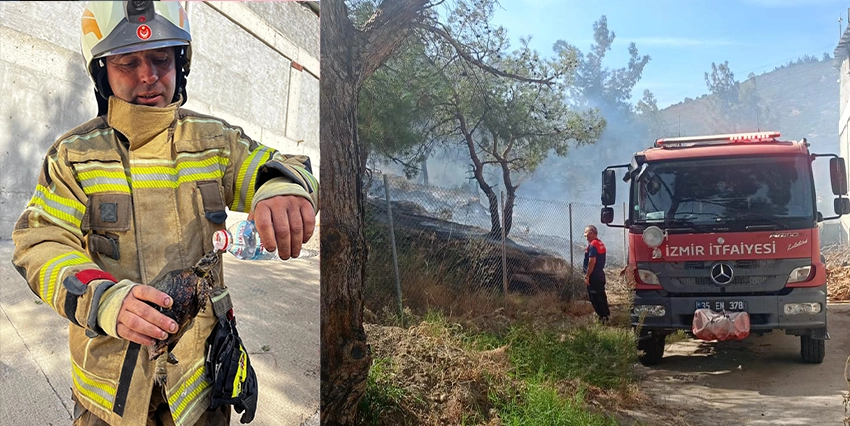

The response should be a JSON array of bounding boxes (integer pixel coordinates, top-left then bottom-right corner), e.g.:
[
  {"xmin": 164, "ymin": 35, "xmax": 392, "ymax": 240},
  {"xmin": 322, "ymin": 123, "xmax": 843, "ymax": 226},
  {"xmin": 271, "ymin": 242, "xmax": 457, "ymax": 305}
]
[
  {"xmin": 174, "ymin": 49, "xmax": 188, "ymax": 106},
  {"xmin": 94, "ymin": 62, "xmax": 113, "ymax": 117}
]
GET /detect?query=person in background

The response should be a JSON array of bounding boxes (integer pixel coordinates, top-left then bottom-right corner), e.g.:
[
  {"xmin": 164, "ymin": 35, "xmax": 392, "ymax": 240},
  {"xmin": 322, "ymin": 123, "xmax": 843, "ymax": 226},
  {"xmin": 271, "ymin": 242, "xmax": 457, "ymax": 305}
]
[{"xmin": 583, "ymin": 225, "xmax": 610, "ymax": 323}]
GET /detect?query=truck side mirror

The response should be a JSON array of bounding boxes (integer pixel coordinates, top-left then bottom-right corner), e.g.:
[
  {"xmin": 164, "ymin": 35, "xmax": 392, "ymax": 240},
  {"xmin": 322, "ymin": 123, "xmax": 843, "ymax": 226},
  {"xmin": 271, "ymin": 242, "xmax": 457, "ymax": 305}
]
[
  {"xmin": 835, "ymin": 198, "xmax": 850, "ymax": 215},
  {"xmin": 601, "ymin": 207, "xmax": 614, "ymax": 224},
  {"xmin": 601, "ymin": 170, "xmax": 617, "ymax": 205},
  {"xmin": 830, "ymin": 158, "xmax": 848, "ymax": 195}
]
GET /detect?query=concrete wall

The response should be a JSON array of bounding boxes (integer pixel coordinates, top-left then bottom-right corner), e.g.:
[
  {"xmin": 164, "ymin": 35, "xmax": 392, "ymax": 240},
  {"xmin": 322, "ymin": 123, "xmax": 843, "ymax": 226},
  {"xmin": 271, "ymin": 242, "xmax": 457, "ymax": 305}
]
[{"xmin": 0, "ymin": 1, "xmax": 320, "ymax": 240}]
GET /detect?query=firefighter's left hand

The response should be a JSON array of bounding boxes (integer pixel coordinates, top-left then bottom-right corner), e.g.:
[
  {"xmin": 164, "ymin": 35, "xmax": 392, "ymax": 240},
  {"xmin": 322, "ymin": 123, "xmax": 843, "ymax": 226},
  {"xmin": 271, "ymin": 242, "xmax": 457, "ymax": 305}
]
[{"xmin": 250, "ymin": 195, "xmax": 315, "ymax": 259}]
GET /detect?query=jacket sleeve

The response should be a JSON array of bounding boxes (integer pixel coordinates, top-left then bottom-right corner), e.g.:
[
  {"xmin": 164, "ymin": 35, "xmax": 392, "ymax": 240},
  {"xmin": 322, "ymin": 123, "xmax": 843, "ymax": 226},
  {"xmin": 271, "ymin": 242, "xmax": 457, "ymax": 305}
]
[
  {"xmin": 221, "ymin": 125, "xmax": 319, "ymax": 214},
  {"xmin": 11, "ymin": 145, "xmax": 119, "ymax": 336}
]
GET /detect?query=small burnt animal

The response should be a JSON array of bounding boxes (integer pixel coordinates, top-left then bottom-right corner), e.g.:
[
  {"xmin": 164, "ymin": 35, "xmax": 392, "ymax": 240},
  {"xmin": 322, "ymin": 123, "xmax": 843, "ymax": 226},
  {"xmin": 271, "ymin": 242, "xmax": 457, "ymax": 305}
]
[{"xmin": 146, "ymin": 250, "xmax": 220, "ymax": 366}]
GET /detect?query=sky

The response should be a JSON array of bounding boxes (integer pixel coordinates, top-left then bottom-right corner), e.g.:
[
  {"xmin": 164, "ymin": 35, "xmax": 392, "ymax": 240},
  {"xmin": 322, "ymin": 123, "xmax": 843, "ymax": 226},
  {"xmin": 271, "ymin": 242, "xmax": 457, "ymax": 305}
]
[{"xmin": 491, "ymin": 0, "xmax": 849, "ymax": 108}]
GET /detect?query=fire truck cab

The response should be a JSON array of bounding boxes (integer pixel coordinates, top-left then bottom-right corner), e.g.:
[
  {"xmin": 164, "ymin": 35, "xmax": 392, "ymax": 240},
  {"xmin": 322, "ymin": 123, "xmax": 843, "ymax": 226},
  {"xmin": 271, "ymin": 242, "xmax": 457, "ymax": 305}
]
[{"xmin": 600, "ymin": 131, "xmax": 849, "ymax": 365}]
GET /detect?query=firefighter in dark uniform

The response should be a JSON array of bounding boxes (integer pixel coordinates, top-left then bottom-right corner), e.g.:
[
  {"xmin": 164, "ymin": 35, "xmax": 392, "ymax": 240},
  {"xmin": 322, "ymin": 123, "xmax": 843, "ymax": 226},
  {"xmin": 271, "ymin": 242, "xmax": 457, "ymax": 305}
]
[{"xmin": 583, "ymin": 225, "xmax": 610, "ymax": 322}]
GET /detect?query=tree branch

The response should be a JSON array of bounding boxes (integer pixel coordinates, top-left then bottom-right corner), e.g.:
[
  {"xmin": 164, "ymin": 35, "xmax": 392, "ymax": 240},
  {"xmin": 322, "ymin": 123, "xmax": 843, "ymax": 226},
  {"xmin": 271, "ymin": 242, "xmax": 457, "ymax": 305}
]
[
  {"xmin": 358, "ymin": 0, "xmax": 436, "ymax": 82},
  {"xmin": 421, "ymin": 24, "xmax": 555, "ymax": 85}
]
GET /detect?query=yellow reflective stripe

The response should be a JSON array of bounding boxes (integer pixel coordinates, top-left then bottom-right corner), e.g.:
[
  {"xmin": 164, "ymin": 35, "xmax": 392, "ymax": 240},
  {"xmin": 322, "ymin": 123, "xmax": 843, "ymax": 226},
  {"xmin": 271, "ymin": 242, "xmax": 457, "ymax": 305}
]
[
  {"xmin": 130, "ymin": 157, "xmax": 228, "ymax": 189},
  {"xmin": 231, "ymin": 145, "xmax": 273, "ymax": 212},
  {"xmin": 38, "ymin": 252, "xmax": 91, "ymax": 307},
  {"xmin": 72, "ymin": 361, "xmax": 116, "ymax": 411},
  {"xmin": 232, "ymin": 345, "xmax": 248, "ymax": 397},
  {"xmin": 30, "ymin": 184, "xmax": 85, "ymax": 228},
  {"xmin": 77, "ymin": 170, "xmax": 131, "ymax": 195},
  {"xmin": 81, "ymin": 183, "xmax": 132, "ymax": 194},
  {"xmin": 168, "ymin": 361, "xmax": 211, "ymax": 424},
  {"xmin": 290, "ymin": 164, "xmax": 318, "ymax": 192}
]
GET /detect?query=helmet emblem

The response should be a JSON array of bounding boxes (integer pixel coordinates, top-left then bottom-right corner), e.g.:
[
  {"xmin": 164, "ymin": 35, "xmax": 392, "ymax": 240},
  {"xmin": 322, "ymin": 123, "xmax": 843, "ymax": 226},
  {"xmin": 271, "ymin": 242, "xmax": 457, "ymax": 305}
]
[
  {"xmin": 710, "ymin": 262, "xmax": 734, "ymax": 286},
  {"xmin": 137, "ymin": 24, "xmax": 152, "ymax": 40}
]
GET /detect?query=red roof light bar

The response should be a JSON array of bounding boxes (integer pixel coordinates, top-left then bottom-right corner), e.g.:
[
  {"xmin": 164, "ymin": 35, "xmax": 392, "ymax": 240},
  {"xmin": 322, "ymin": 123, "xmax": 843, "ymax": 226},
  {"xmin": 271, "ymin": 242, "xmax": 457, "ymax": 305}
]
[{"xmin": 655, "ymin": 131, "xmax": 781, "ymax": 148}]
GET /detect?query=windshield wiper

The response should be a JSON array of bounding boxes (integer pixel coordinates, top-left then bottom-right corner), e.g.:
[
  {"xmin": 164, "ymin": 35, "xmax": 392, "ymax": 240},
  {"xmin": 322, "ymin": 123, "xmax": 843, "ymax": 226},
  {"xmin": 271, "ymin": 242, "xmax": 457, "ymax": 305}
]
[{"xmin": 734, "ymin": 213, "xmax": 790, "ymax": 230}]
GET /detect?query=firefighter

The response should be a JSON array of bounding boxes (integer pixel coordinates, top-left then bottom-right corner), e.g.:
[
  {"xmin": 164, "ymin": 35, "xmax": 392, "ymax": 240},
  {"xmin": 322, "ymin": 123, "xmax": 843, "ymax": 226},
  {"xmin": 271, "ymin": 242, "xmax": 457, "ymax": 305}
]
[
  {"xmin": 11, "ymin": 2, "xmax": 318, "ymax": 425},
  {"xmin": 583, "ymin": 225, "xmax": 610, "ymax": 323}
]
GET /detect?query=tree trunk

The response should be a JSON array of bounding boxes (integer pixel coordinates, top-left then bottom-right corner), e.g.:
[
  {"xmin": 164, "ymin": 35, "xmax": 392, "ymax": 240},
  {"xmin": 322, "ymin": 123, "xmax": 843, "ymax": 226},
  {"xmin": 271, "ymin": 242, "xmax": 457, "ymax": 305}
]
[
  {"xmin": 500, "ymin": 159, "xmax": 516, "ymax": 238},
  {"xmin": 420, "ymin": 152, "xmax": 429, "ymax": 185},
  {"xmin": 457, "ymin": 111, "xmax": 501, "ymax": 237},
  {"xmin": 320, "ymin": 1, "xmax": 433, "ymax": 424},
  {"xmin": 320, "ymin": 2, "xmax": 371, "ymax": 424}
]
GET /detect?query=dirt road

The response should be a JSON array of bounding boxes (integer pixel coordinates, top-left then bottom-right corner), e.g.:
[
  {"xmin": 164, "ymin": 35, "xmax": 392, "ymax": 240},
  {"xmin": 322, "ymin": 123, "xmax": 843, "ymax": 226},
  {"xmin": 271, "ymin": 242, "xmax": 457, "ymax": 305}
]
[{"xmin": 639, "ymin": 303, "xmax": 850, "ymax": 425}]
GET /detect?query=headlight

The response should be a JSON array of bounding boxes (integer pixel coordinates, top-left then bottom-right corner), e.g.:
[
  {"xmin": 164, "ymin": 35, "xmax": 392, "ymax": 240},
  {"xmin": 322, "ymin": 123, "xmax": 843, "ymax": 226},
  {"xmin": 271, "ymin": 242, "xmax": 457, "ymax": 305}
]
[
  {"xmin": 786, "ymin": 265, "xmax": 813, "ymax": 283},
  {"xmin": 633, "ymin": 305, "xmax": 666, "ymax": 317},
  {"xmin": 637, "ymin": 269, "xmax": 660, "ymax": 285},
  {"xmin": 642, "ymin": 226, "xmax": 664, "ymax": 248},
  {"xmin": 783, "ymin": 303, "xmax": 822, "ymax": 315}
]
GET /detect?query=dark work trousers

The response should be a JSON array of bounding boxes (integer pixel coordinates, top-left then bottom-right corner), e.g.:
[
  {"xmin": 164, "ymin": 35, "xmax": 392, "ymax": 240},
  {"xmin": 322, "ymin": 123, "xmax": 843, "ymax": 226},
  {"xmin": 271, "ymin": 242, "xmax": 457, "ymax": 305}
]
[{"xmin": 586, "ymin": 279, "xmax": 610, "ymax": 320}]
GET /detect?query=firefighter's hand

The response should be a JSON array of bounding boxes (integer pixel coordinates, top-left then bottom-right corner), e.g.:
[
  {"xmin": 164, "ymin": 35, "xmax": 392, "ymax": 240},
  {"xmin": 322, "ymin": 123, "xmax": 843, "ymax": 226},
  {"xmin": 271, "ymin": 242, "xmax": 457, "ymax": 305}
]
[
  {"xmin": 250, "ymin": 195, "xmax": 316, "ymax": 260},
  {"xmin": 116, "ymin": 286, "xmax": 178, "ymax": 346}
]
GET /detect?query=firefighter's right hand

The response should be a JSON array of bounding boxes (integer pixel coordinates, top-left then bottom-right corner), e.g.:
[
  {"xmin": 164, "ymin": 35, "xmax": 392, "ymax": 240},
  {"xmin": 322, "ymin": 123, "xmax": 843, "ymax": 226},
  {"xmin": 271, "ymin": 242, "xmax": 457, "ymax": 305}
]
[{"xmin": 116, "ymin": 285, "xmax": 179, "ymax": 346}]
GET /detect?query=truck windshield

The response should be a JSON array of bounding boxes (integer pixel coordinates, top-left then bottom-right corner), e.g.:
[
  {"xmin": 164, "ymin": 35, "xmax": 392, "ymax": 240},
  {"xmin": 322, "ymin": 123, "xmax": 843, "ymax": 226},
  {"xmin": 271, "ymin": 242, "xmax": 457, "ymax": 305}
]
[{"xmin": 632, "ymin": 155, "xmax": 814, "ymax": 227}]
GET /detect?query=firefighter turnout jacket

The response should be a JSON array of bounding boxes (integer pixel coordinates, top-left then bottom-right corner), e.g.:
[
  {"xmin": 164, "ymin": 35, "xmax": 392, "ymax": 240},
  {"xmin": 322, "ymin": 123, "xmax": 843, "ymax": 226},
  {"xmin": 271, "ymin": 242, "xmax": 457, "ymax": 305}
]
[{"xmin": 12, "ymin": 96, "xmax": 319, "ymax": 426}]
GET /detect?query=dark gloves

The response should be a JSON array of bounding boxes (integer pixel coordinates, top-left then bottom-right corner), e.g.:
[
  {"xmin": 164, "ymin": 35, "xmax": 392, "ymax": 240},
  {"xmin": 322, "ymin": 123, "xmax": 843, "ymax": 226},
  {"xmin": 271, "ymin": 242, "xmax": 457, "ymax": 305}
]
[{"xmin": 205, "ymin": 312, "xmax": 258, "ymax": 423}]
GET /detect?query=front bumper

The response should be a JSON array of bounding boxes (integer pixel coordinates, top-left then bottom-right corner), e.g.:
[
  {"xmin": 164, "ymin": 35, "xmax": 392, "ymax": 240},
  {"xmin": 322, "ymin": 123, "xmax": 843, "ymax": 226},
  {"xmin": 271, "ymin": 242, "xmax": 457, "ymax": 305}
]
[{"xmin": 632, "ymin": 287, "xmax": 827, "ymax": 332}]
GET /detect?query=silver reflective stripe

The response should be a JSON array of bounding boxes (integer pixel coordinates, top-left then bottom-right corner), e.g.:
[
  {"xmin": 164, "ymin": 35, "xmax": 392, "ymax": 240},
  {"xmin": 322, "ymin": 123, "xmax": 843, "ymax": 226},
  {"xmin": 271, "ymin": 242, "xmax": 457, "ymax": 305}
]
[
  {"xmin": 72, "ymin": 361, "xmax": 116, "ymax": 411},
  {"xmin": 168, "ymin": 361, "xmax": 212, "ymax": 424}
]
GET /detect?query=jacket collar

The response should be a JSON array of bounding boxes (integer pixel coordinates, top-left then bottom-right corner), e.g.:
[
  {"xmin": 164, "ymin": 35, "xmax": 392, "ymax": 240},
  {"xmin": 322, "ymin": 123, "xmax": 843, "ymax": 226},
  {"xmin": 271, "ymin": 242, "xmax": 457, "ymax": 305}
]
[{"xmin": 107, "ymin": 96, "xmax": 181, "ymax": 150}]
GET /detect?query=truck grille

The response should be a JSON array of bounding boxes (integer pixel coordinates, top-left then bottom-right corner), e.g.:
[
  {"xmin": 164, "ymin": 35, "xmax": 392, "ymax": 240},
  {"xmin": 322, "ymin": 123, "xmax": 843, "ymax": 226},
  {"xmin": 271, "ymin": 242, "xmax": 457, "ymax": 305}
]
[
  {"xmin": 678, "ymin": 276, "xmax": 769, "ymax": 286},
  {"xmin": 639, "ymin": 258, "xmax": 811, "ymax": 294}
]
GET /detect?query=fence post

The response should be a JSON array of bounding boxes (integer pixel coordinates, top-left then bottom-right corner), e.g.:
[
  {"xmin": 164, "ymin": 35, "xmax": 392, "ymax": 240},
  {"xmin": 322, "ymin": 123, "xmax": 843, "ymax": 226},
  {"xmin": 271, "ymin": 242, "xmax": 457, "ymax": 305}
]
[
  {"xmin": 383, "ymin": 174, "xmax": 404, "ymax": 324},
  {"xmin": 500, "ymin": 190, "xmax": 508, "ymax": 297},
  {"xmin": 622, "ymin": 202, "xmax": 627, "ymax": 264},
  {"xmin": 569, "ymin": 203, "xmax": 574, "ymax": 269}
]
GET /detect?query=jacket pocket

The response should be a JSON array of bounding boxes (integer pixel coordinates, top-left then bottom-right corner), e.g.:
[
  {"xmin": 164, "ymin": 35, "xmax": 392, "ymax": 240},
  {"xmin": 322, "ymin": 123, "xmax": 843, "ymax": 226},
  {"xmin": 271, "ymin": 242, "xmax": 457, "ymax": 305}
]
[
  {"xmin": 81, "ymin": 194, "xmax": 132, "ymax": 261},
  {"xmin": 81, "ymin": 194, "xmax": 132, "ymax": 232},
  {"xmin": 196, "ymin": 180, "xmax": 227, "ymax": 224}
]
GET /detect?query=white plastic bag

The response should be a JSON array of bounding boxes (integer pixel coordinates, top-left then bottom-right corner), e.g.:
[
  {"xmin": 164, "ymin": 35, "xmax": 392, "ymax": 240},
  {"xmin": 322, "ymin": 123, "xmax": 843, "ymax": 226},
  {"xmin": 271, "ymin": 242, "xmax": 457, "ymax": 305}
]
[{"xmin": 692, "ymin": 308, "xmax": 750, "ymax": 341}]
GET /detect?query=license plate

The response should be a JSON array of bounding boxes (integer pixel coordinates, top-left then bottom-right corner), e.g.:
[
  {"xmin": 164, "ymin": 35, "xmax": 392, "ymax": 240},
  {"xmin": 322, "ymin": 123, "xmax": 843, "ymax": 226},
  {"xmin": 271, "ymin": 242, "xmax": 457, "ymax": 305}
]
[{"xmin": 695, "ymin": 300, "xmax": 748, "ymax": 311}]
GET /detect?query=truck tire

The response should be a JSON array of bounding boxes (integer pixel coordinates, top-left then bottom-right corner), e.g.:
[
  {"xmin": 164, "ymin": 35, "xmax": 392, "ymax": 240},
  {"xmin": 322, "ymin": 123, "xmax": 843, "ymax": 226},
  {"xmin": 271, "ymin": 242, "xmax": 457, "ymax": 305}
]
[
  {"xmin": 800, "ymin": 334, "xmax": 825, "ymax": 364},
  {"xmin": 638, "ymin": 332, "xmax": 666, "ymax": 365}
]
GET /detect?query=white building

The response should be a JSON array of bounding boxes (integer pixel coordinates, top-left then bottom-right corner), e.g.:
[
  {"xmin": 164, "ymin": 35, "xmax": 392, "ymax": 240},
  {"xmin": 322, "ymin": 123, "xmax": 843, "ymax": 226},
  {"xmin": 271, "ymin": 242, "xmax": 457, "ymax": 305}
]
[
  {"xmin": 0, "ymin": 1, "xmax": 320, "ymax": 239},
  {"xmin": 835, "ymin": 10, "xmax": 850, "ymax": 244}
]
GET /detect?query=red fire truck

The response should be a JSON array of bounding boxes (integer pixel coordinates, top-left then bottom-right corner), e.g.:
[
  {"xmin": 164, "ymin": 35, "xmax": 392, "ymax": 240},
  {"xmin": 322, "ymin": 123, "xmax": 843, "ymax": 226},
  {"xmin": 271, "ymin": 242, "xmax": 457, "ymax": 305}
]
[{"xmin": 600, "ymin": 131, "xmax": 849, "ymax": 365}]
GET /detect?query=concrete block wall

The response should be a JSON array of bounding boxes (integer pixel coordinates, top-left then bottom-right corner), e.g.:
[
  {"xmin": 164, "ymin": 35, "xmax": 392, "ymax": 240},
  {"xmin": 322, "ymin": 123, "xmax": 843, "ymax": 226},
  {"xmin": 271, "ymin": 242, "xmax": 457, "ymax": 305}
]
[{"xmin": 0, "ymin": 1, "xmax": 319, "ymax": 240}]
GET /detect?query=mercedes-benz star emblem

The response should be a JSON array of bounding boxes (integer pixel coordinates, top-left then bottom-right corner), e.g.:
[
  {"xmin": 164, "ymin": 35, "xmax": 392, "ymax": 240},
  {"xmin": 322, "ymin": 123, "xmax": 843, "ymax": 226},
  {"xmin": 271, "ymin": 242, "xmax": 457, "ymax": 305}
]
[{"xmin": 710, "ymin": 262, "xmax": 734, "ymax": 285}]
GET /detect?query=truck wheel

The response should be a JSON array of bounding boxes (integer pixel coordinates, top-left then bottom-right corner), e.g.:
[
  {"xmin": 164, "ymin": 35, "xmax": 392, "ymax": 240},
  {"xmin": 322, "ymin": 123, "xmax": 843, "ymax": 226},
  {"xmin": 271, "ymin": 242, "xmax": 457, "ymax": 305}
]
[
  {"xmin": 800, "ymin": 335, "xmax": 824, "ymax": 364},
  {"xmin": 638, "ymin": 332, "xmax": 666, "ymax": 365}
]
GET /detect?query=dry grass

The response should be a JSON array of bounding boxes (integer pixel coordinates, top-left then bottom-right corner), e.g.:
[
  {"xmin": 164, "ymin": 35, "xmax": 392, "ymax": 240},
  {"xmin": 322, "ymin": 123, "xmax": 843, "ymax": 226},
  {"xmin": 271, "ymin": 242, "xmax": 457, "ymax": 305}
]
[
  {"xmin": 824, "ymin": 245, "xmax": 850, "ymax": 302},
  {"xmin": 362, "ymin": 321, "xmax": 520, "ymax": 425},
  {"xmin": 361, "ymin": 314, "xmax": 694, "ymax": 426}
]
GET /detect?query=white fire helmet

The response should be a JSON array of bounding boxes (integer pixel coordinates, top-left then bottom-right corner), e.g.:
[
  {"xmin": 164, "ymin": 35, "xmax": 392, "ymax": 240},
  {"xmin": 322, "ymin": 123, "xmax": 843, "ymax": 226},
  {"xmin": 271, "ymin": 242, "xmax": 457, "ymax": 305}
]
[{"xmin": 80, "ymin": 1, "xmax": 192, "ymax": 114}]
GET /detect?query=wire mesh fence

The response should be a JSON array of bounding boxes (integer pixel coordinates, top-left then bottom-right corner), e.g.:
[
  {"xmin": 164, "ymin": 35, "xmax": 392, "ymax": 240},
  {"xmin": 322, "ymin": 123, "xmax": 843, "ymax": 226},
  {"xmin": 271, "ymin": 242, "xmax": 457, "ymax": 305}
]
[
  {"xmin": 362, "ymin": 172, "xmax": 627, "ymax": 320},
  {"xmin": 363, "ymin": 172, "xmax": 850, "ymax": 321}
]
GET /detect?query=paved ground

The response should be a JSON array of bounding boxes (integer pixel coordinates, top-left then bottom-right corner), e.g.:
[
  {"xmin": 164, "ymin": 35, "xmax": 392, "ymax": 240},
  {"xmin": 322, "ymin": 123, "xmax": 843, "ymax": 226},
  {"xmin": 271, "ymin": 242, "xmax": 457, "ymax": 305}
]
[
  {"xmin": 640, "ymin": 303, "xmax": 850, "ymax": 426},
  {"xmin": 0, "ymin": 237, "xmax": 320, "ymax": 426}
]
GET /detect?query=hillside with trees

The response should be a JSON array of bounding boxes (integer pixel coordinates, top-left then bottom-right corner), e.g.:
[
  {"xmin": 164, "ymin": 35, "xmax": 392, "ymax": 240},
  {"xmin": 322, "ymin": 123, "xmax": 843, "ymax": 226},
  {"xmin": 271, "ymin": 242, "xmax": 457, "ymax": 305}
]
[
  {"xmin": 660, "ymin": 56, "xmax": 838, "ymax": 146},
  {"xmin": 519, "ymin": 55, "xmax": 840, "ymax": 205}
]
